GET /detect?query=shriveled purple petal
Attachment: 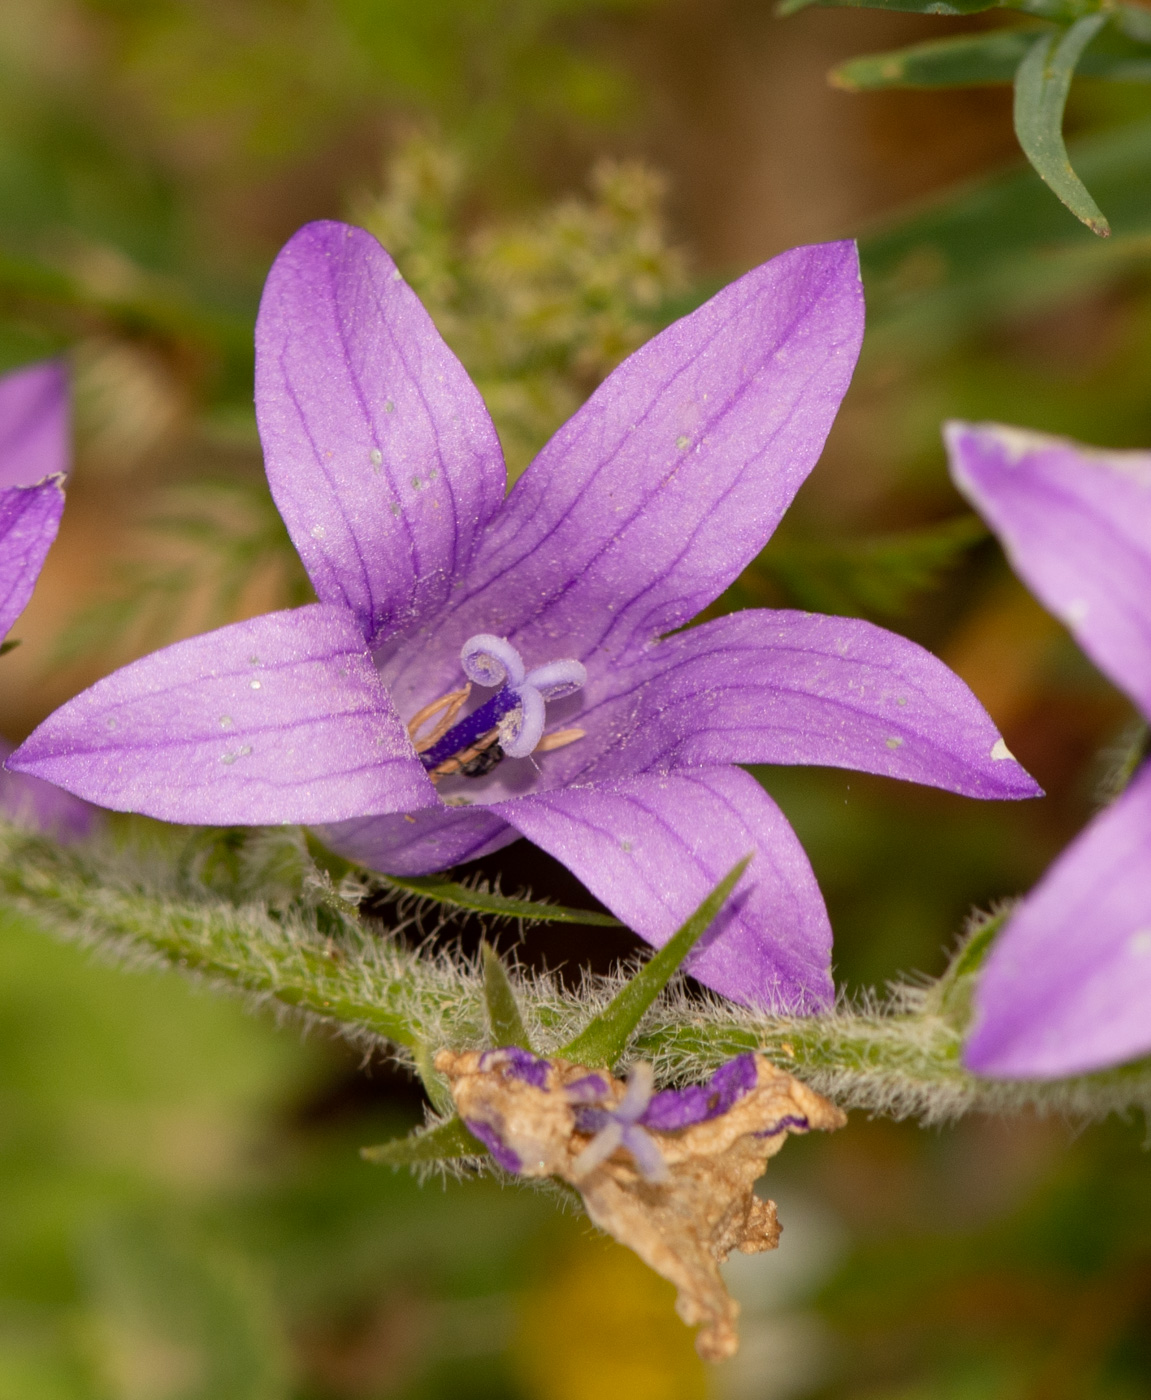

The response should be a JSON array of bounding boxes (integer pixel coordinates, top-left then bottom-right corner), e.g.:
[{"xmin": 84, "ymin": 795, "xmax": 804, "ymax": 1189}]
[
  {"xmin": 478, "ymin": 1047, "xmax": 550, "ymax": 1087},
  {"xmin": 947, "ymin": 421, "xmax": 1151, "ymax": 718},
  {"xmin": 964, "ymin": 764, "xmax": 1151, "ymax": 1078},
  {"xmin": 382, "ymin": 241, "xmax": 864, "ymax": 714},
  {"xmin": 9, "ymin": 604, "xmax": 437, "ymax": 824},
  {"xmin": 563, "ymin": 609, "xmax": 1040, "ymax": 799},
  {"xmin": 315, "ymin": 803, "xmax": 518, "ymax": 876},
  {"xmin": 492, "ymin": 766, "xmax": 833, "ymax": 1010},
  {"xmin": 0, "ymin": 361, "xmax": 69, "ymax": 488},
  {"xmin": 255, "ymin": 221, "xmax": 506, "ymax": 650},
  {"xmin": 0, "ymin": 479, "xmax": 65, "ymax": 639},
  {"xmin": 462, "ymin": 1117, "xmax": 522, "ymax": 1173},
  {"xmin": 0, "ymin": 738, "xmax": 97, "ymax": 841},
  {"xmin": 640, "ymin": 1053, "xmax": 758, "ymax": 1131}
]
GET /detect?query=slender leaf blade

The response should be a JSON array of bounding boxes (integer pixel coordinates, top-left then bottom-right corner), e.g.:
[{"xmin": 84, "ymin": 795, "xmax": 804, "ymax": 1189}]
[
  {"xmin": 361, "ymin": 1116, "xmax": 483, "ymax": 1167},
  {"xmin": 381, "ymin": 872, "xmax": 623, "ymax": 926},
  {"xmin": 559, "ymin": 856, "xmax": 752, "ymax": 1069},
  {"xmin": 482, "ymin": 942, "xmax": 534, "ymax": 1051},
  {"xmin": 1014, "ymin": 14, "xmax": 1112, "ymax": 234},
  {"xmin": 832, "ymin": 29, "xmax": 1040, "ymax": 90}
]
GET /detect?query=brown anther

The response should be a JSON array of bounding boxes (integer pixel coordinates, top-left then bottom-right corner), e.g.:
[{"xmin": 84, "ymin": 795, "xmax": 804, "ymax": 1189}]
[
  {"xmin": 407, "ymin": 685, "xmax": 471, "ymax": 753},
  {"xmin": 429, "ymin": 728, "xmax": 501, "ymax": 783},
  {"xmin": 535, "ymin": 727, "xmax": 586, "ymax": 753}
]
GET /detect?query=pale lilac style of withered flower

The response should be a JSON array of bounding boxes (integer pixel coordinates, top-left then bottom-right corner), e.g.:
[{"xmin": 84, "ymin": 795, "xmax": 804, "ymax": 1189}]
[
  {"xmin": 11, "ymin": 224, "xmax": 1038, "ymax": 1007},
  {"xmin": 948, "ymin": 422, "xmax": 1151, "ymax": 1079},
  {"xmin": 0, "ymin": 361, "xmax": 95, "ymax": 841}
]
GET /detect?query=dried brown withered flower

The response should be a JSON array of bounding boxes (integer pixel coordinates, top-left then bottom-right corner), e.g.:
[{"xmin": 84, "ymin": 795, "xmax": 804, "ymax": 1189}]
[{"xmin": 435, "ymin": 1046, "xmax": 845, "ymax": 1361}]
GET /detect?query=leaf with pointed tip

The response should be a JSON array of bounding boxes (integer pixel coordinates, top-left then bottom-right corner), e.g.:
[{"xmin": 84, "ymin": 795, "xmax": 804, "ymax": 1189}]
[
  {"xmin": 482, "ymin": 942, "xmax": 533, "ymax": 1051},
  {"xmin": 361, "ymin": 1116, "xmax": 483, "ymax": 1167},
  {"xmin": 833, "ymin": 22, "xmax": 1151, "ymax": 91},
  {"xmin": 1014, "ymin": 14, "xmax": 1111, "ymax": 235},
  {"xmin": 559, "ymin": 856, "xmax": 752, "ymax": 1069},
  {"xmin": 381, "ymin": 872, "xmax": 623, "ymax": 926},
  {"xmin": 412, "ymin": 1041, "xmax": 454, "ymax": 1116},
  {"xmin": 833, "ymin": 28, "xmax": 1040, "ymax": 90},
  {"xmin": 778, "ymin": 0, "xmax": 997, "ymax": 16}
]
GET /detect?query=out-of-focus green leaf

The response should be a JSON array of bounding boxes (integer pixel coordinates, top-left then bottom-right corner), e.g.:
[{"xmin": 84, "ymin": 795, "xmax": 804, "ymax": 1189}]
[
  {"xmin": 361, "ymin": 1116, "xmax": 483, "ymax": 1168},
  {"xmin": 742, "ymin": 516, "xmax": 988, "ymax": 621},
  {"xmin": 860, "ymin": 118, "xmax": 1151, "ymax": 352},
  {"xmin": 833, "ymin": 21, "xmax": 1151, "ymax": 90},
  {"xmin": 83, "ymin": 1214, "xmax": 290, "ymax": 1400},
  {"xmin": 559, "ymin": 857, "xmax": 751, "ymax": 1069},
  {"xmin": 381, "ymin": 872, "xmax": 624, "ymax": 926},
  {"xmin": 1013, "ymin": 13, "xmax": 1112, "ymax": 235},
  {"xmin": 482, "ymin": 943, "xmax": 534, "ymax": 1052}
]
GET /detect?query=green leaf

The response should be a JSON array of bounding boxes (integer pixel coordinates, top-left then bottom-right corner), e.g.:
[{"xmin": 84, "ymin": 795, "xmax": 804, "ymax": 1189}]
[
  {"xmin": 833, "ymin": 21, "xmax": 1151, "ymax": 91},
  {"xmin": 559, "ymin": 855, "xmax": 752, "ymax": 1069},
  {"xmin": 832, "ymin": 28, "xmax": 1041, "ymax": 90},
  {"xmin": 482, "ymin": 942, "xmax": 534, "ymax": 1051},
  {"xmin": 1014, "ymin": 13, "xmax": 1112, "ymax": 235},
  {"xmin": 380, "ymin": 871, "xmax": 623, "ymax": 926},
  {"xmin": 778, "ymin": 0, "xmax": 998, "ymax": 18},
  {"xmin": 361, "ymin": 1115, "xmax": 483, "ymax": 1167}
]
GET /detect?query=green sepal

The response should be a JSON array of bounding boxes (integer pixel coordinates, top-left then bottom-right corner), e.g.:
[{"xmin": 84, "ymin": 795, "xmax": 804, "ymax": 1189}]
[
  {"xmin": 482, "ymin": 942, "xmax": 534, "ymax": 1051},
  {"xmin": 1014, "ymin": 13, "xmax": 1112, "ymax": 235},
  {"xmin": 361, "ymin": 1116, "xmax": 484, "ymax": 1167},
  {"xmin": 777, "ymin": 0, "xmax": 999, "ymax": 19},
  {"xmin": 381, "ymin": 871, "xmax": 623, "ymax": 926},
  {"xmin": 559, "ymin": 855, "xmax": 752, "ymax": 1069},
  {"xmin": 412, "ymin": 1040, "xmax": 454, "ymax": 1116}
]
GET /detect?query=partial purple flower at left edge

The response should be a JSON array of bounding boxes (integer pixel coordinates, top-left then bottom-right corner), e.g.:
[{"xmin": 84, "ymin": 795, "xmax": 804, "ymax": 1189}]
[
  {"xmin": 0, "ymin": 360, "xmax": 96, "ymax": 841},
  {"xmin": 10, "ymin": 224, "xmax": 1039, "ymax": 1010},
  {"xmin": 948, "ymin": 421, "xmax": 1151, "ymax": 1079}
]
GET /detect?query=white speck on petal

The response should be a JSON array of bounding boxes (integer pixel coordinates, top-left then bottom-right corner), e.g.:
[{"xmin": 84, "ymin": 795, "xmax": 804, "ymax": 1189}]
[
  {"xmin": 1129, "ymin": 929, "xmax": 1151, "ymax": 957},
  {"xmin": 885, "ymin": 736, "xmax": 903, "ymax": 750},
  {"xmin": 219, "ymin": 715, "xmax": 233, "ymax": 729},
  {"xmin": 310, "ymin": 524, "xmax": 326, "ymax": 539},
  {"xmin": 1064, "ymin": 598, "xmax": 1090, "ymax": 625},
  {"xmin": 370, "ymin": 448, "xmax": 383, "ymax": 466},
  {"xmin": 991, "ymin": 739, "xmax": 1015, "ymax": 762},
  {"xmin": 250, "ymin": 680, "xmax": 262, "ymax": 690}
]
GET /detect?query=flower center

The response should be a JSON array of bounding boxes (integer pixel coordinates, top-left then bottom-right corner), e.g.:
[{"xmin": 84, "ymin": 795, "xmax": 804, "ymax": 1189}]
[{"xmin": 409, "ymin": 633, "xmax": 587, "ymax": 781}]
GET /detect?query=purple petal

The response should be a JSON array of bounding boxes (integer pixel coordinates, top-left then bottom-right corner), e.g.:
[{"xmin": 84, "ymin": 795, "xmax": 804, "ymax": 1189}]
[
  {"xmin": 381, "ymin": 241, "xmax": 864, "ymax": 713},
  {"xmin": 255, "ymin": 221, "xmax": 505, "ymax": 649},
  {"xmin": 9, "ymin": 604, "xmax": 437, "ymax": 824},
  {"xmin": 640, "ymin": 1053, "xmax": 758, "ymax": 1131},
  {"xmin": 0, "ymin": 479, "xmax": 65, "ymax": 639},
  {"xmin": 0, "ymin": 361, "xmax": 69, "ymax": 488},
  {"xmin": 462, "ymin": 1117, "xmax": 523, "ymax": 1173},
  {"xmin": 563, "ymin": 609, "xmax": 1041, "ymax": 799},
  {"xmin": 478, "ymin": 1047, "xmax": 550, "ymax": 1087},
  {"xmin": 0, "ymin": 738, "xmax": 98, "ymax": 841},
  {"xmin": 964, "ymin": 763, "xmax": 1151, "ymax": 1078},
  {"xmin": 315, "ymin": 803, "xmax": 517, "ymax": 876},
  {"xmin": 947, "ymin": 421, "xmax": 1151, "ymax": 718},
  {"xmin": 491, "ymin": 766, "xmax": 833, "ymax": 1011}
]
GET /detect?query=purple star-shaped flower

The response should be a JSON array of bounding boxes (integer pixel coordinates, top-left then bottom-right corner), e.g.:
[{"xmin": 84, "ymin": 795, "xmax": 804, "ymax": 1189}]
[
  {"xmin": 0, "ymin": 360, "xmax": 95, "ymax": 841},
  {"xmin": 948, "ymin": 422, "xmax": 1151, "ymax": 1078},
  {"xmin": 9, "ymin": 223, "xmax": 1037, "ymax": 1008}
]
